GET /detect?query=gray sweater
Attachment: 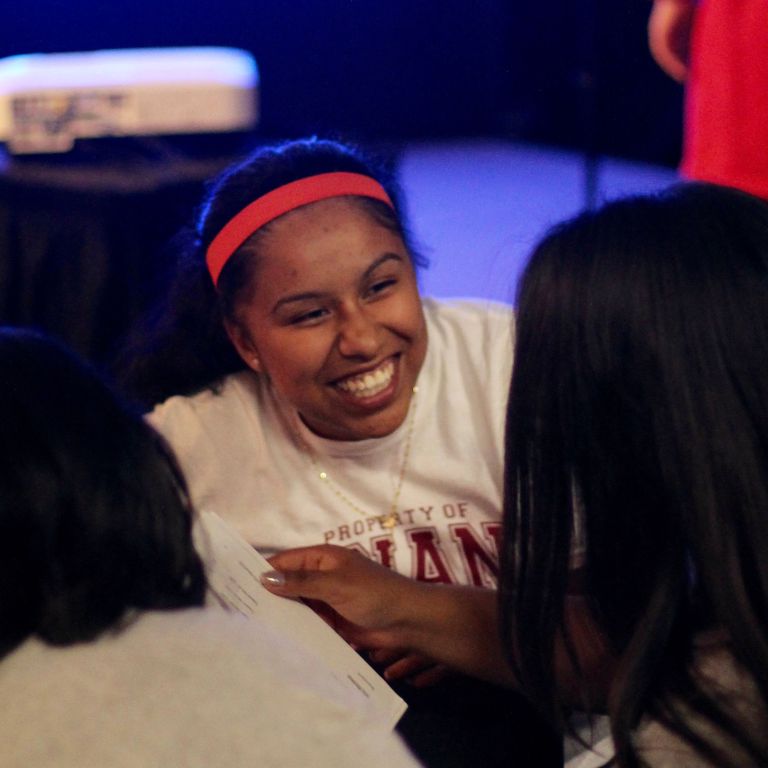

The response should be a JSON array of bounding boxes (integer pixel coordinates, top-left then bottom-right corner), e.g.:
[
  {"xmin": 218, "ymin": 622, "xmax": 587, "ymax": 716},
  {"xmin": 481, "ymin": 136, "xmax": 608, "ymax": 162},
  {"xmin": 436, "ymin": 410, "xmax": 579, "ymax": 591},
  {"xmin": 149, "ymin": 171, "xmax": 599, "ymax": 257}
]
[{"xmin": 0, "ymin": 607, "xmax": 419, "ymax": 768}]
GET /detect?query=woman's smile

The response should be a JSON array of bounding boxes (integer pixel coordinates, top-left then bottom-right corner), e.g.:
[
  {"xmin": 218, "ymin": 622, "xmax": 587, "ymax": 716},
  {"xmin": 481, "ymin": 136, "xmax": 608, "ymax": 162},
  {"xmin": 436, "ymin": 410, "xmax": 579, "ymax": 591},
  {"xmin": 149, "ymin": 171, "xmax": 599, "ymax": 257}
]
[{"xmin": 333, "ymin": 356, "xmax": 397, "ymax": 400}]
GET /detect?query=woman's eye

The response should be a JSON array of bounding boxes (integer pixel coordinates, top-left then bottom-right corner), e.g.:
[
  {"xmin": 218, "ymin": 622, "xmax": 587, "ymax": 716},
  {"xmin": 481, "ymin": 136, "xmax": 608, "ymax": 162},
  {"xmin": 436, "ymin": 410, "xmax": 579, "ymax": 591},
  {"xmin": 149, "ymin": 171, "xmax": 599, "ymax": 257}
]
[
  {"xmin": 366, "ymin": 278, "xmax": 397, "ymax": 297},
  {"xmin": 289, "ymin": 308, "xmax": 328, "ymax": 325}
]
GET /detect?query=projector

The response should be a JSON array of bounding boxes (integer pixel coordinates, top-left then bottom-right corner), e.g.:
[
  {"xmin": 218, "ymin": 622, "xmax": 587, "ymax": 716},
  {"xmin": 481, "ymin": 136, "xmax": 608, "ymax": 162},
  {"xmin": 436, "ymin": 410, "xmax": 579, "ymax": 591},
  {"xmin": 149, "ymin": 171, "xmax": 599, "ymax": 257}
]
[{"xmin": 0, "ymin": 47, "xmax": 259, "ymax": 154}]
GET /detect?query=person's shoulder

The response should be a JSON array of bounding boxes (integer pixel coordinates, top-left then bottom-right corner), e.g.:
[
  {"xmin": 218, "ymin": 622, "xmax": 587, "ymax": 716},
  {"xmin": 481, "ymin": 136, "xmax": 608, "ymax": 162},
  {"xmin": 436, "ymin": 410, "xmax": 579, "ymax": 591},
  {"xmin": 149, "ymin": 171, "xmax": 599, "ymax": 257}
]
[
  {"xmin": 147, "ymin": 371, "xmax": 261, "ymax": 432},
  {"xmin": 424, "ymin": 295, "xmax": 514, "ymax": 326},
  {"xmin": 30, "ymin": 607, "xmax": 304, "ymax": 701},
  {"xmin": 1, "ymin": 609, "xmax": 420, "ymax": 768},
  {"xmin": 635, "ymin": 638, "xmax": 768, "ymax": 767},
  {"xmin": 127, "ymin": 610, "xmax": 421, "ymax": 766},
  {"xmin": 423, "ymin": 296, "xmax": 515, "ymax": 362}
]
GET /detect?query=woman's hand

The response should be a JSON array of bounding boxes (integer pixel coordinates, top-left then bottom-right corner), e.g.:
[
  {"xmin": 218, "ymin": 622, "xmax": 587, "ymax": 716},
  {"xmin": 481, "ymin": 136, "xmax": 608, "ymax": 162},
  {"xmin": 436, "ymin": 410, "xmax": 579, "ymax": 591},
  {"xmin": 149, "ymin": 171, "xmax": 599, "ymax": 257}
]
[
  {"xmin": 262, "ymin": 543, "xmax": 514, "ymax": 685},
  {"xmin": 262, "ymin": 544, "xmax": 422, "ymax": 651},
  {"xmin": 263, "ymin": 545, "xmax": 617, "ymax": 706},
  {"xmin": 648, "ymin": 0, "xmax": 696, "ymax": 83}
]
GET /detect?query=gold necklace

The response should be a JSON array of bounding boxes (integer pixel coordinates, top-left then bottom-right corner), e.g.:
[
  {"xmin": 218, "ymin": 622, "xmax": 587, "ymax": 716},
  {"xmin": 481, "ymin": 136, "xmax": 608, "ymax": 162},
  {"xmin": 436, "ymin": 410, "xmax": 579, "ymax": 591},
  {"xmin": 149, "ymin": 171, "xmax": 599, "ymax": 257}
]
[{"xmin": 303, "ymin": 386, "xmax": 418, "ymax": 529}]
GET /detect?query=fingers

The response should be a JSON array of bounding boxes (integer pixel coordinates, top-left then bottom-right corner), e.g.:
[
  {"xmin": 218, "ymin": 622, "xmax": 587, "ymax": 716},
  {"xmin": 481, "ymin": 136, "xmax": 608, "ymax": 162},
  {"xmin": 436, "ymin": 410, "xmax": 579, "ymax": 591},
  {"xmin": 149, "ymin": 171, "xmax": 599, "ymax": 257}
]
[
  {"xmin": 262, "ymin": 543, "xmax": 430, "ymax": 652},
  {"xmin": 380, "ymin": 653, "xmax": 437, "ymax": 681},
  {"xmin": 408, "ymin": 665, "xmax": 450, "ymax": 688},
  {"xmin": 381, "ymin": 654, "xmax": 427, "ymax": 681},
  {"xmin": 261, "ymin": 544, "xmax": 404, "ymax": 633},
  {"xmin": 260, "ymin": 565, "xmax": 343, "ymax": 603},
  {"xmin": 367, "ymin": 650, "xmax": 451, "ymax": 687},
  {"xmin": 368, "ymin": 648, "xmax": 404, "ymax": 666},
  {"xmin": 262, "ymin": 545, "xmax": 364, "ymax": 602},
  {"xmin": 260, "ymin": 566, "xmax": 398, "ymax": 651},
  {"xmin": 647, "ymin": 0, "xmax": 694, "ymax": 83},
  {"xmin": 267, "ymin": 543, "xmax": 355, "ymax": 573}
]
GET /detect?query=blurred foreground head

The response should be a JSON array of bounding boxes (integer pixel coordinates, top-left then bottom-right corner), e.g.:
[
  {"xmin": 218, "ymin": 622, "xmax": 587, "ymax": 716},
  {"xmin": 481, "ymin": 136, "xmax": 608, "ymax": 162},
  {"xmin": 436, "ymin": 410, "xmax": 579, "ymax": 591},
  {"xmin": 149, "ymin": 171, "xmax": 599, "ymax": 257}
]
[
  {"xmin": 0, "ymin": 328, "xmax": 206, "ymax": 658},
  {"xmin": 503, "ymin": 183, "xmax": 768, "ymax": 766}
]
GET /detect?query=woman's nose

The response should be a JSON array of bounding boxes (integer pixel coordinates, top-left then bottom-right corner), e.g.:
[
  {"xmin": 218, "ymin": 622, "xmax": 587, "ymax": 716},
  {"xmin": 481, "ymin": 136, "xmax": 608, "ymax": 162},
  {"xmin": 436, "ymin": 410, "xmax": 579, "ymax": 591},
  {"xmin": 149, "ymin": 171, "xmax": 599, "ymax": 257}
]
[{"xmin": 336, "ymin": 307, "xmax": 381, "ymax": 359}]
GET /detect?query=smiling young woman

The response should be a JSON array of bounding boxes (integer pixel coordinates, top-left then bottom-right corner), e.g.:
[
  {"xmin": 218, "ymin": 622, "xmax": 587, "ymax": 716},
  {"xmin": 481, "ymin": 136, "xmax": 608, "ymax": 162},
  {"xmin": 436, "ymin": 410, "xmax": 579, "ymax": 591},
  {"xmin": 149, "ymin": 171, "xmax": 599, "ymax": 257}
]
[
  {"xmin": 119, "ymin": 137, "xmax": 516, "ymax": 597},
  {"xmin": 118, "ymin": 137, "xmax": 560, "ymax": 768},
  {"xmin": 224, "ymin": 197, "xmax": 428, "ymax": 442}
]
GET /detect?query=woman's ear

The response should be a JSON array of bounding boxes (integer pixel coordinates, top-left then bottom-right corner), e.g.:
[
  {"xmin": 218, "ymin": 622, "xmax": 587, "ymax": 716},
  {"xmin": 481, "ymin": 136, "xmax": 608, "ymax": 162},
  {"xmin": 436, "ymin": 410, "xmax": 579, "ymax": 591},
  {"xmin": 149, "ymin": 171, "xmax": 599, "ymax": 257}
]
[{"xmin": 224, "ymin": 320, "xmax": 262, "ymax": 372}]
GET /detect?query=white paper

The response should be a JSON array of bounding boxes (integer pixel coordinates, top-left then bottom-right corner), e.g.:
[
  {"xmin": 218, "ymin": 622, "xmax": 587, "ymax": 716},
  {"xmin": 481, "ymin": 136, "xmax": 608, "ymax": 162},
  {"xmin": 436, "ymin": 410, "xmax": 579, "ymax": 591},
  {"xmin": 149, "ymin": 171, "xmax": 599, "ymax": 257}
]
[{"xmin": 195, "ymin": 511, "xmax": 407, "ymax": 730}]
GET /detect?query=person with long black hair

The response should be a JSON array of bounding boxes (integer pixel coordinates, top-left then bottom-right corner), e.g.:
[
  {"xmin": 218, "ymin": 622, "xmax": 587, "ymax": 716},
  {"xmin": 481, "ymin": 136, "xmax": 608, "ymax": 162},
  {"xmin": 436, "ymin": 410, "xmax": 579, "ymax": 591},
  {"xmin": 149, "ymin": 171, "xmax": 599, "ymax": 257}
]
[{"xmin": 262, "ymin": 183, "xmax": 768, "ymax": 767}]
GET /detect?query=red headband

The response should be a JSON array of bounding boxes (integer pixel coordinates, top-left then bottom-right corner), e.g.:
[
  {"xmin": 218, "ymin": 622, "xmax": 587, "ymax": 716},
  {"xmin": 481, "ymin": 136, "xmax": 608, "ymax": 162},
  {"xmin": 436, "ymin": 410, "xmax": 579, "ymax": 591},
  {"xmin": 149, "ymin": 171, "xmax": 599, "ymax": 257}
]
[{"xmin": 205, "ymin": 171, "xmax": 394, "ymax": 285}]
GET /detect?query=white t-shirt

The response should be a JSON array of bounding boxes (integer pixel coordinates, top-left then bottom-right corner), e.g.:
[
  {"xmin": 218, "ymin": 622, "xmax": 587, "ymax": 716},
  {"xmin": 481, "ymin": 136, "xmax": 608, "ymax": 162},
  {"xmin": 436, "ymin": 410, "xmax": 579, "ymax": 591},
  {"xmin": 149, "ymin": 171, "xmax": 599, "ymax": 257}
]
[
  {"xmin": 1, "ymin": 608, "xmax": 419, "ymax": 768},
  {"xmin": 150, "ymin": 298, "xmax": 514, "ymax": 587}
]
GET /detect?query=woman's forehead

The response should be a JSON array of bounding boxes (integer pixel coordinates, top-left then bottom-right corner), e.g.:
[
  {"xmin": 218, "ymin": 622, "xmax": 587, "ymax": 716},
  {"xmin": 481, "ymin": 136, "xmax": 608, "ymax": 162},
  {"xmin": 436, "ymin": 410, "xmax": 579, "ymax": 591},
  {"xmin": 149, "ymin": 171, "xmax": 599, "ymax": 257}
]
[
  {"xmin": 263, "ymin": 196, "xmax": 389, "ymax": 238},
  {"xmin": 256, "ymin": 199, "xmax": 406, "ymax": 271}
]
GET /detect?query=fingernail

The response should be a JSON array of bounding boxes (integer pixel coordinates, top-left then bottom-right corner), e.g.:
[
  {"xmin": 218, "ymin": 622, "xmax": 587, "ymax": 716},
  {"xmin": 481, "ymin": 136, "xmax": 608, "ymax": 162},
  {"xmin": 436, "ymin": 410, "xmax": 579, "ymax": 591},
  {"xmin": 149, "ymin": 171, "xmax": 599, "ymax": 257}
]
[{"xmin": 261, "ymin": 570, "xmax": 285, "ymax": 587}]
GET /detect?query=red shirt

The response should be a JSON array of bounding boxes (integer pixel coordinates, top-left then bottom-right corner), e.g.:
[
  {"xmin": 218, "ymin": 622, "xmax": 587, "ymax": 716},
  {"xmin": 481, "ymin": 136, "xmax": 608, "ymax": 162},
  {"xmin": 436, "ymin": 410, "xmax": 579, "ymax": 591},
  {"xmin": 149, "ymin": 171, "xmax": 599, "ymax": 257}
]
[{"xmin": 682, "ymin": 0, "xmax": 768, "ymax": 199}]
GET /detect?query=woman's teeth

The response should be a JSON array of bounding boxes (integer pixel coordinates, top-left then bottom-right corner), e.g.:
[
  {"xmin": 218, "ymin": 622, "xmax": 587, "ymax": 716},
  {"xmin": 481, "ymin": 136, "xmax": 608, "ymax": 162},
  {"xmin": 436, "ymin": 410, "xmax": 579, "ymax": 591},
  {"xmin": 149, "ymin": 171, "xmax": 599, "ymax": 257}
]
[{"xmin": 336, "ymin": 360, "xmax": 395, "ymax": 398}]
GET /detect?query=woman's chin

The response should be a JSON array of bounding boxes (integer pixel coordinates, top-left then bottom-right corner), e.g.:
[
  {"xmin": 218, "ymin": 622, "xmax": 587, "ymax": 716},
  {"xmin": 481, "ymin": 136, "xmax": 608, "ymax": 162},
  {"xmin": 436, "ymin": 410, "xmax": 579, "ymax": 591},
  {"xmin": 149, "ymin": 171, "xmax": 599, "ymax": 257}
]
[{"xmin": 305, "ymin": 396, "xmax": 412, "ymax": 441}]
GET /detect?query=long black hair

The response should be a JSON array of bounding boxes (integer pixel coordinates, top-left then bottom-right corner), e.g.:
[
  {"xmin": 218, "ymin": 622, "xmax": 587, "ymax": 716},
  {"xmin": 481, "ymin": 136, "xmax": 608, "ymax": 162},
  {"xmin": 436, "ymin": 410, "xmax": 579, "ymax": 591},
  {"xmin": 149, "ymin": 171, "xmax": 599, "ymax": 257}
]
[
  {"xmin": 500, "ymin": 183, "xmax": 768, "ymax": 766},
  {"xmin": 0, "ymin": 328, "xmax": 206, "ymax": 659},
  {"xmin": 118, "ymin": 136, "xmax": 425, "ymax": 407}
]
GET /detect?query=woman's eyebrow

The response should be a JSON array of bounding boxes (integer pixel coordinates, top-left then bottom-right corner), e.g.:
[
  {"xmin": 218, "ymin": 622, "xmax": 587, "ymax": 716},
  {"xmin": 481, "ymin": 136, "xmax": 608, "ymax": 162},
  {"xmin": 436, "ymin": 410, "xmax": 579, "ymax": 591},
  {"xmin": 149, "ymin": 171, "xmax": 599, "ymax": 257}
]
[{"xmin": 361, "ymin": 253, "xmax": 404, "ymax": 280}]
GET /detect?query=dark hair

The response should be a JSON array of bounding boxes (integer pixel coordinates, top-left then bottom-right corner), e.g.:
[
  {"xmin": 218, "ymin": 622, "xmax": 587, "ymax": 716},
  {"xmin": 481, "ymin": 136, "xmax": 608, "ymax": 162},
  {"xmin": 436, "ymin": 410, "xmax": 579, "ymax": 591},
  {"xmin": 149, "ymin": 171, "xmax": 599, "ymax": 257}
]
[
  {"xmin": 0, "ymin": 328, "xmax": 206, "ymax": 659},
  {"xmin": 500, "ymin": 183, "xmax": 768, "ymax": 766},
  {"xmin": 118, "ymin": 136, "xmax": 426, "ymax": 406}
]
